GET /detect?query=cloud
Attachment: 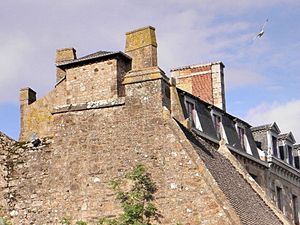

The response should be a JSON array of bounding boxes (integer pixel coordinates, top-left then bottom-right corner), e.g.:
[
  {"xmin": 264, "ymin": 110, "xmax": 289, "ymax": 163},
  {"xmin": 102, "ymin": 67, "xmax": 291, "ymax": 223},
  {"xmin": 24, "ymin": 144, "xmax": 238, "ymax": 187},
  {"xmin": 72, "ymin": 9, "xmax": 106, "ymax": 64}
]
[
  {"xmin": 225, "ymin": 68, "xmax": 266, "ymax": 89},
  {"xmin": 245, "ymin": 100, "xmax": 300, "ymax": 142},
  {"xmin": 0, "ymin": 34, "xmax": 33, "ymax": 102},
  {"xmin": 0, "ymin": 0, "xmax": 299, "ymax": 104}
]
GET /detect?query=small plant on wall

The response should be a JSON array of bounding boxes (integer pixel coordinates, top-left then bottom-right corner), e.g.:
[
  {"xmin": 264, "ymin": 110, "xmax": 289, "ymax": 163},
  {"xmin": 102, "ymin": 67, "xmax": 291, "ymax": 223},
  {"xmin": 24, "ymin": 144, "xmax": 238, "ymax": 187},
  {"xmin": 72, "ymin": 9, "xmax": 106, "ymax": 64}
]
[{"xmin": 98, "ymin": 164, "xmax": 159, "ymax": 225}]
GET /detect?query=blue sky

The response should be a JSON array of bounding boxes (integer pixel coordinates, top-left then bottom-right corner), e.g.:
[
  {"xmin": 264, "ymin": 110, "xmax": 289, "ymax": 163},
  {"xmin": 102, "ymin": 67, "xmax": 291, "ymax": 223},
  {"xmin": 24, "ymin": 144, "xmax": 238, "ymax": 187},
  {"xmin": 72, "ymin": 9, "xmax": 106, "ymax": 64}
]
[{"xmin": 0, "ymin": 0, "xmax": 300, "ymax": 141}]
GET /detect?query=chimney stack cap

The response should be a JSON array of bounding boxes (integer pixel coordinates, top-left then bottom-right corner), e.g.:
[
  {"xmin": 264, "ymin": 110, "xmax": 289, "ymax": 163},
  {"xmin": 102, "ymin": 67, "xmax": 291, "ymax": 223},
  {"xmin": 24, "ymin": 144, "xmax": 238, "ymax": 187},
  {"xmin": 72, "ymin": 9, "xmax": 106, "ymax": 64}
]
[{"xmin": 56, "ymin": 47, "xmax": 77, "ymax": 63}]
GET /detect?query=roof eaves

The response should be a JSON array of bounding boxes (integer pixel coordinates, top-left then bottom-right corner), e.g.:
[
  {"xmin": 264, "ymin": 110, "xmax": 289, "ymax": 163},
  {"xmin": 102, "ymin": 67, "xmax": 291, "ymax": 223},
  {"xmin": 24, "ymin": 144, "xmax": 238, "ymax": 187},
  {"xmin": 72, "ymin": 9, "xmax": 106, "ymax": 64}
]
[
  {"xmin": 177, "ymin": 87, "xmax": 251, "ymax": 127},
  {"xmin": 170, "ymin": 61, "xmax": 224, "ymax": 72},
  {"xmin": 56, "ymin": 51, "xmax": 131, "ymax": 68}
]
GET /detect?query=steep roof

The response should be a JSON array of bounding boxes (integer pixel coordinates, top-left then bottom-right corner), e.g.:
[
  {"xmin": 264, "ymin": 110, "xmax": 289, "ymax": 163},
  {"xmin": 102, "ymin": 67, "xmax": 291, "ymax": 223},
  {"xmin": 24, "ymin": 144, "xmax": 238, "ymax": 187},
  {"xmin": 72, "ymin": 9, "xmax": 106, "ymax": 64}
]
[{"xmin": 179, "ymin": 124, "xmax": 284, "ymax": 225}]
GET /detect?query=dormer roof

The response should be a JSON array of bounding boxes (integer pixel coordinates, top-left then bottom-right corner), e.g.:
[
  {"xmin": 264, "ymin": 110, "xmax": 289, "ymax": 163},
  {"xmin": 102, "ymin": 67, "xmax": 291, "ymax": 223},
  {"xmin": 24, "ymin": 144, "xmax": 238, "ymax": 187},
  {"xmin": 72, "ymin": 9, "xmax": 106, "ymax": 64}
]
[
  {"xmin": 278, "ymin": 132, "xmax": 296, "ymax": 144},
  {"xmin": 251, "ymin": 122, "xmax": 281, "ymax": 134}
]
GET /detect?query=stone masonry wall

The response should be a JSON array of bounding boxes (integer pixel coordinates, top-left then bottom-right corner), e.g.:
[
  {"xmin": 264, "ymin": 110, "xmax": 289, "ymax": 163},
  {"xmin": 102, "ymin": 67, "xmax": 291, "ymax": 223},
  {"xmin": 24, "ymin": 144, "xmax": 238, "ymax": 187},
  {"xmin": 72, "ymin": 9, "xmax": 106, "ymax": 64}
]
[
  {"xmin": 65, "ymin": 59, "xmax": 124, "ymax": 104},
  {"xmin": 7, "ymin": 79, "xmax": 242, "ymax": 225},
  {"xmin": 19, "ymin": 58, "xmax": 130, "ymax": 142},
  {"xmin": 19, "ymin": 81, "xmax": 67, "ymax": 141},
  {"xmin": 0, "ymin": 132, "xmax": 15, "ymax": 218},
  {"xmin": 252, "ymin": 130, "xmax": 268, "ymax": 152},
  {"xmin": 268, "ymin": 166, "xmax": 300, "ymax": 224}
]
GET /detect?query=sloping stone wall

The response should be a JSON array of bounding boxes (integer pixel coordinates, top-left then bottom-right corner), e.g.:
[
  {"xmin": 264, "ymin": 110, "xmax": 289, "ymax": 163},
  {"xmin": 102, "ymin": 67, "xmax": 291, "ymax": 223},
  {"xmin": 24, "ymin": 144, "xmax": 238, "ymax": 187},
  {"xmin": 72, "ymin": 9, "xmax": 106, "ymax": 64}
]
[{"xmin": 6, "ymin": 80, "xmax": 242, "ymax": 225}]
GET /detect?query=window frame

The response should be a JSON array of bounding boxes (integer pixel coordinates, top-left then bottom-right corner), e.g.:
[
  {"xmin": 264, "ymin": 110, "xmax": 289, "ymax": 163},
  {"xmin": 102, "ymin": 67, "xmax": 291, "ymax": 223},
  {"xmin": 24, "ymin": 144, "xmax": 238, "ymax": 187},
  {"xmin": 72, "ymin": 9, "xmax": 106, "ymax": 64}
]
[
  {"xmin": 184, "ymin": 96, "xmax": 202, "ymax": 131},
  {"xmin": 210, "ymin": 109, "xmax": 228, "ymax": 143}
]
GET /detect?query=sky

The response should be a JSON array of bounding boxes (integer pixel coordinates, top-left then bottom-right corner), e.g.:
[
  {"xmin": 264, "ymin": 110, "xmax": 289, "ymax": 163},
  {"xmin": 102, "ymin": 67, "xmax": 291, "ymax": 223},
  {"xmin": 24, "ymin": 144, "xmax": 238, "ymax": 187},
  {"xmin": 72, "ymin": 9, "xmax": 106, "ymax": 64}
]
[{"xmin": 0, "ymin": 0, "xmax": 300, "ymax": 141}]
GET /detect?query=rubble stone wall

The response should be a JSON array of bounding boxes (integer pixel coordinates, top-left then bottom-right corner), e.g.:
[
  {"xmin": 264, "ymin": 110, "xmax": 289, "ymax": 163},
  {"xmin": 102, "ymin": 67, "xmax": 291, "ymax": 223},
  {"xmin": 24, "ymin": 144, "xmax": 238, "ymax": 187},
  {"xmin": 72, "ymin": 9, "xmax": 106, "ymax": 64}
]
[{"xmin": 7, "ymin": 80, "xmax": 242, "ymax": 225}]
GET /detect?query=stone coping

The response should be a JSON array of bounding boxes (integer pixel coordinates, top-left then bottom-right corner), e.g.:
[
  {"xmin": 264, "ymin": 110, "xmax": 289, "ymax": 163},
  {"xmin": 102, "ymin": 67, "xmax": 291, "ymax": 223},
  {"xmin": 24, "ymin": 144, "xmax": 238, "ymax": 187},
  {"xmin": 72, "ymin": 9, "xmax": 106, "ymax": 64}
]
[
  {"xmin": 51, "ymin": 97, "xmax": 125, "ymax": 114},
  {"xmin": 270, "ymin": 156, "xmax": 300, "ymax": 178}
]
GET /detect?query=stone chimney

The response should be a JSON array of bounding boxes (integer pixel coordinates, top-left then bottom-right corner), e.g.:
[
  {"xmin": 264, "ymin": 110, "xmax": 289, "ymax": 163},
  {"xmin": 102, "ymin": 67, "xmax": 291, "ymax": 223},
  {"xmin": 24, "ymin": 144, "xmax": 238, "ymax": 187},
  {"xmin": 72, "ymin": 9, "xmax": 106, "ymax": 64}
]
[
  {"xmin": 123, "ymin": 26, "xmax": 170, "ymax": 111},
  {"xmin": 125, "ymin": 26, "xmax": 157, "ymax": 70},
  {"xmin": 19, "ymin": 87, "xmax": 37, "ymax": 140},
  {"xmin": 171, "ymin": 62, "xmax": 226, "ymax": 111},
  {"xmin": 55, "ymin": 48, "xmax": 77, "ymax": 82},
  {"xmin": 20, "ymin": 87, "xmax": 36, "ymax": 105}
]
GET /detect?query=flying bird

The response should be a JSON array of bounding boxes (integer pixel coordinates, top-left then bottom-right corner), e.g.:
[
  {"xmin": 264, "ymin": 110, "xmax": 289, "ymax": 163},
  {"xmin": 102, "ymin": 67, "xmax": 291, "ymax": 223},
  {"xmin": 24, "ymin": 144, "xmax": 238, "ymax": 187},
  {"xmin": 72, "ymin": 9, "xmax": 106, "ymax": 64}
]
[{"xmin": 253, "ymin": 19, "xmax": 269, "ymax": 40}]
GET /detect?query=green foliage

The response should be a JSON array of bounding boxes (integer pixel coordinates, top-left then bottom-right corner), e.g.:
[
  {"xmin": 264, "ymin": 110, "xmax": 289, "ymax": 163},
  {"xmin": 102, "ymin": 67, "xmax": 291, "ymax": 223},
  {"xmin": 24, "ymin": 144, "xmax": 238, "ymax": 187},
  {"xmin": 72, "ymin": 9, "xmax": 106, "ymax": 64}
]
[
  {"xmin": 99, "ymin": 165, "xmax": 158, "ymax": 225},
  {"xmin": 61, "ymin": 217, "xmax": 71, "ymax": 225},
  {"xmin": 0, "ymin": 217, "xmax": 12, "ymax": 225},
  {"xmin": 75, "ymin": 221, "xmax": 88, "ymax": 225}
]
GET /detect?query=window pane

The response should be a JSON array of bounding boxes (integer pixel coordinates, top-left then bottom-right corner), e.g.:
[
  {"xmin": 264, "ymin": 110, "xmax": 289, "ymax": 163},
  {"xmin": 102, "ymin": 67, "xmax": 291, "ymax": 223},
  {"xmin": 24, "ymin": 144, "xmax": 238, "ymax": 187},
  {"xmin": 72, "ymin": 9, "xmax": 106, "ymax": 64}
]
[
  {"xmin": 295, "ymin": 157, "xmax": 300, "ymax": 169},
  {"xmin": 279, "ymin": 146, "xmax": 285, "ymax": 160},
  {"xmin": 276, "ymin": 186, "xmax": 283, "ymax": 211},
  {"xmin": 288, "ymin": 146, "xmax": 293, "ymax": 165},
  {"xmin": 213, "ymin": 114, "xmax": 221, "ymax": 139},
  {"xmin": 272, "ymin": 136, "xmax": 278, "ymax": 157}
]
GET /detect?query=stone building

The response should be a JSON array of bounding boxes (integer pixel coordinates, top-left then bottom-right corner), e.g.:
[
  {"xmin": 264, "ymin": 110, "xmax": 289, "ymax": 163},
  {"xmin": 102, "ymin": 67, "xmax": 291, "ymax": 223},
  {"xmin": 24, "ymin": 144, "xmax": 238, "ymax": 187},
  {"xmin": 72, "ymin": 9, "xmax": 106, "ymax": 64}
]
[{"xmin": 0, "ymin": 26, "xmax": 298, "ymax": 225}]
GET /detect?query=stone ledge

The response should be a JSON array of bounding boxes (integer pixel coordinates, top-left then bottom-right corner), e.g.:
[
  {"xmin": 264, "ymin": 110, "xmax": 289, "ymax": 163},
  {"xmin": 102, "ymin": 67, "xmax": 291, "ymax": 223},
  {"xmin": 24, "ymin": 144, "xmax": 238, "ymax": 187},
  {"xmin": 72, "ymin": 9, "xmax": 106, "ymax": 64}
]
[
  {"xmin": 51, "ymin": 97, "xmax": 125, "ymax": 114},
  {"xmin": 123, "ymin": 67, "xmax": 169, "ymax": 85}
]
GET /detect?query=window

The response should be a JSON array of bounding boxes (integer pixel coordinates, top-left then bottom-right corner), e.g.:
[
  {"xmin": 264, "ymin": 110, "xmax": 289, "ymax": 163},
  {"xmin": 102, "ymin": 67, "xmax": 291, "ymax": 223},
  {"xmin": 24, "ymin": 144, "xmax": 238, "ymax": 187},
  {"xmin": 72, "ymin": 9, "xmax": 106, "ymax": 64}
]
[
  {"xmin": 293, "ymin": 195, "xmax": 299, "ymax": 225},
  {"xmin": 212, "ymin": 114, "xmax": 222, "ymax": 139},
  {"xmin": 276, "ymin": 186, "xmax": 283, "ymax": 211},
  {"xmin": 237, "ymin": 126, "xmax": 245, "ymax": 150},
  {"xmin": 288, "ymin": 146, "xmax": 293, "ymax": 165},
  {"xmin": 272, "ymin": 136, "xmax": 278, "ymax": 157},
  {"xmin": 279, "ymin": 146, "xmax": 285, "ymax": 161},
  {"xmin": 295, "ymin": 157, "xmax": 300, "ymax": 169},
  {"xmin": 186, "ymin": 100, "xmax": 196, "ymax": 127},
  {"xmin": 185, "ymin": 99, "xmax": 202, "ymax": 131}
]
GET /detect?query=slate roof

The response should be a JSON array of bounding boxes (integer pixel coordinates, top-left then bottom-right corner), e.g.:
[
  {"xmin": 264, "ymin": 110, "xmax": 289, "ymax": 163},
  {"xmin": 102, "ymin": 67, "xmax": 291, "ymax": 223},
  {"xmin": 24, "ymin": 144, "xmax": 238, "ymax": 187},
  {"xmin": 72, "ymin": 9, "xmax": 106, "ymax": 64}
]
[
  {"xmin": 177, "ymin": 88, "xmax": 261, "ymax": 159},
  {"xmin": 251, "ymin": 122, "xmax": 281, "ymax": 134},
  {"xmin": 179, "ymin": 124, "xmax": 283, "ymax": 225},
  {"xmin": 278, "ymin": 132, "xmax": 296, "ymax": 144},
  {"xmin": 251, "ymin": 124, "xmax": 272, "ymax": 132},
  {"xmin": 56, "ymin": 50, "xmax": 131, "ymax": 68},
  {"xmin": 170, "ymin": 61, "xmax": 224, "ymax": 72},
  {"xmin": 295, "ymin": 144, "xmax": 300, "ymax": 151}
]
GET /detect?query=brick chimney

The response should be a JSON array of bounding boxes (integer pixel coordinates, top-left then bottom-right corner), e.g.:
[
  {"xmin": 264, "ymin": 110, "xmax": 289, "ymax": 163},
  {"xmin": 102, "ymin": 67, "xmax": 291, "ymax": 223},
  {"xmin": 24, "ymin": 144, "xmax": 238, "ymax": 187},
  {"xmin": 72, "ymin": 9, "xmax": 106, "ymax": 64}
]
[
  {"xmin": 171, "ymin": 62, "xmax": 226, "ymax": 111},
  {"xmin": 55, "ymin": 48, "xmax": 77, "ymax": 82},
  {"xmin": 125, "ymin": 26, "xmax": 157, "ymax": 70}
]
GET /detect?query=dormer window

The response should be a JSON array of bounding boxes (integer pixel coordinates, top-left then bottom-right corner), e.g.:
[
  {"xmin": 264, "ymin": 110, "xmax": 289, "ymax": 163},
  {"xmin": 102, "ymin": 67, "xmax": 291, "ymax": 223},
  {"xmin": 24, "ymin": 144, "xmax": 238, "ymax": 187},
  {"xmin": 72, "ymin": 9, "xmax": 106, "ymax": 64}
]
[
  {"xmin": 237, "ymin": 126, "xmax": 246, "ymax": 150},
  {"xmin": 287, "ymin": 145, "xmax": 293, "ymax": 165},
  {"xmin": 278, "ymin": 146, "xmax": 285, "ymax": 160},
  {"xmin": 184, "ymin": 97, "xmax": 202, "ymax": 131},
  {"xmin": 272, "ymin": 136, "xmax": 279, "ymax": 157},
  {"xmin": 186, "ymin": 100, "xmax": 196, "ymax": 127},
  {"xmin": 212, "ymin": 113, "xmax": 222, "ymax": 139},
  {"xmin": 235, "ymin": 122, "xmax": 253, "ymax": 155}
]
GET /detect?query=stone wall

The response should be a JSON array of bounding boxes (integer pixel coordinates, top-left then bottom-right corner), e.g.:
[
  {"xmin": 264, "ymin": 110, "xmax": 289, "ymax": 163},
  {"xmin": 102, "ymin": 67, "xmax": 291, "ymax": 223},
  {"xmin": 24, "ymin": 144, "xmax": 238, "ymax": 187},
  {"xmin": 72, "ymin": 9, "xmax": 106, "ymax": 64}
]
[
  {"xmin": 252, "ymin": 130, "xmax": 268, "ymax": 152},
  {"xmin": 19, "ymin": 56, "xmax": 130, "ymax": 142},
  {"xmin": 268, "ymin": 162, "xmax": 300, "ymax": 224},
  {"xmin": 0, "ymin": 132, "xmax": 15, "ymax": 217},
  {"xmin": 7, "ymin": 80, "xmax": 243, "ymax": 225},
  {"xmin": 19, "ymin": 80, "xmax": 67, "ymax": 141}
]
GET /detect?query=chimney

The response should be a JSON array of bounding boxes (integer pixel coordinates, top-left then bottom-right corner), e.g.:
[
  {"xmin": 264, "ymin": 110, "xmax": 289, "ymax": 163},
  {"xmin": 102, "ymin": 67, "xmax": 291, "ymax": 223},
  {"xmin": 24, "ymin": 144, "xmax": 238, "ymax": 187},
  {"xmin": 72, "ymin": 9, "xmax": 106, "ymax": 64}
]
[
  {"xmin": 20, "ymin": 87, "xmax": 36, "ymax": 105},
  {"xmin": 125, "ymin": 26, "xmax": 157, "ymax": 70},
  {"xmin": 171, "ymin": 62, "xmax": 226, "ymax": 111},
  {"xmin": 55, "ymin": 48, "xmax": 77, "ymax": 82}
]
